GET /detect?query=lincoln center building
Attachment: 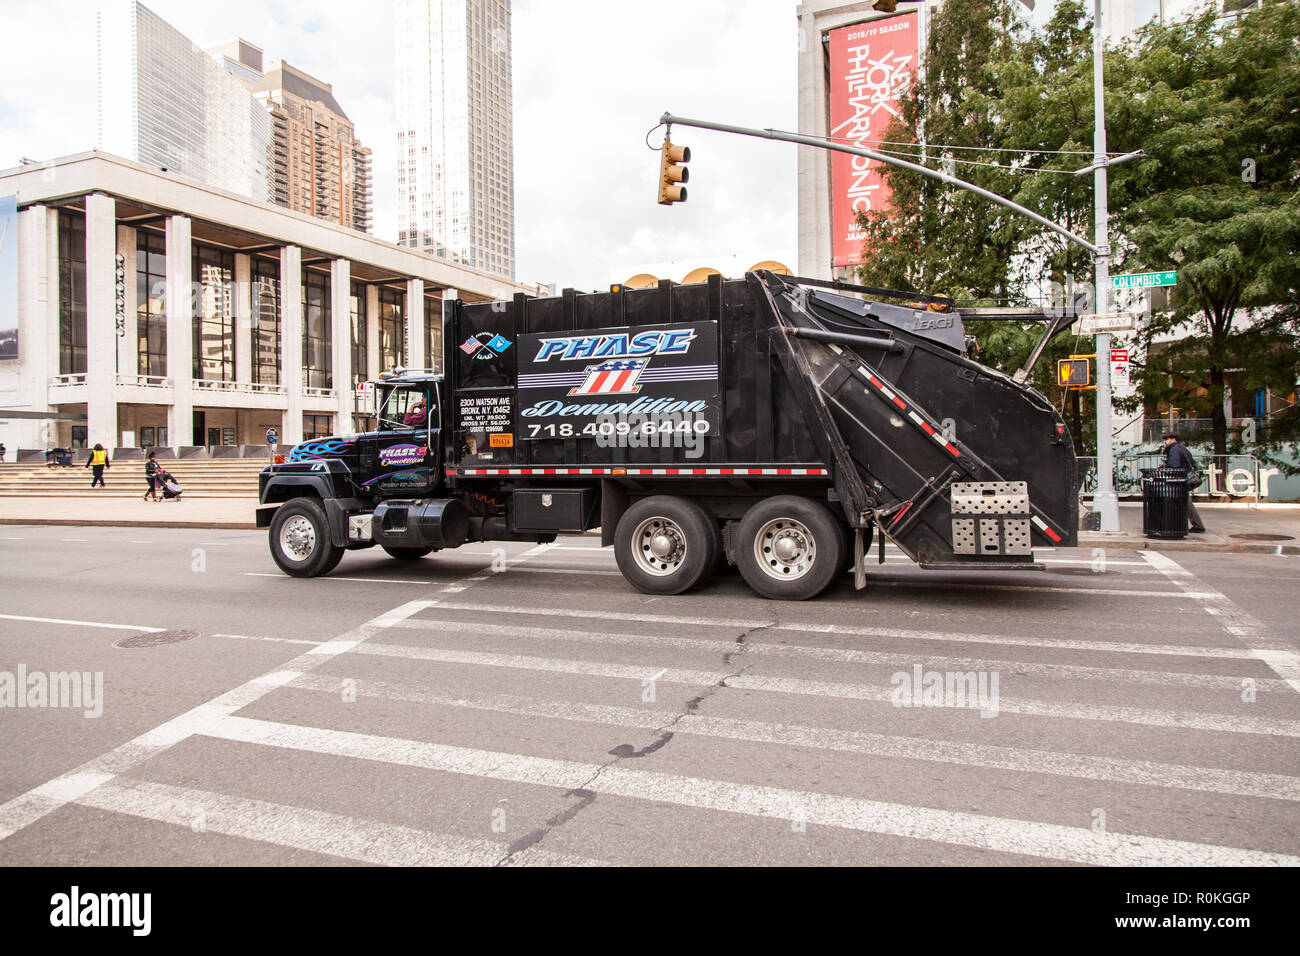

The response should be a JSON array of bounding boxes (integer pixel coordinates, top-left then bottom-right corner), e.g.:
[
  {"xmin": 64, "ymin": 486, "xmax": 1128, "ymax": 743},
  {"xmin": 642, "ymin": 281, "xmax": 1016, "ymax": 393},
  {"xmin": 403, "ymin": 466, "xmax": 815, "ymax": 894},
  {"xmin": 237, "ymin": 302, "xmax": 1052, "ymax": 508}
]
[{"xmin": 0, "ymin": 151, "xmax": 540, "ymax": 454}]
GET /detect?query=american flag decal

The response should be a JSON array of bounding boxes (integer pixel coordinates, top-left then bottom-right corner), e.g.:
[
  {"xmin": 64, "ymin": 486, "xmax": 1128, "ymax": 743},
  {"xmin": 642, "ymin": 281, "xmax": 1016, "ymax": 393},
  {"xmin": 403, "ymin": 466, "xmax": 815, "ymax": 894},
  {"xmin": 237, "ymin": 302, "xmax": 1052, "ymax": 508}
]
[
  {"xmin": 568, "ymin": 359, "xmax": 647, "ymax": 396},
  {"xmin": 460, "ymin": 336, "xmax": 483, "ymax": 356}
]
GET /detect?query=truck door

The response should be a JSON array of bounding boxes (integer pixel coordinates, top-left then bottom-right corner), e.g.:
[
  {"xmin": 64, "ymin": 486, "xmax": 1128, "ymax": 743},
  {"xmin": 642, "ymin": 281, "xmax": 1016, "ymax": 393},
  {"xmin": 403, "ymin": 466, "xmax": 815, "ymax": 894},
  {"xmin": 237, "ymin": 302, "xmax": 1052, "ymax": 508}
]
[{"xmin": 370, "ymin": 383, "xmax": 441, "ymax": 495}]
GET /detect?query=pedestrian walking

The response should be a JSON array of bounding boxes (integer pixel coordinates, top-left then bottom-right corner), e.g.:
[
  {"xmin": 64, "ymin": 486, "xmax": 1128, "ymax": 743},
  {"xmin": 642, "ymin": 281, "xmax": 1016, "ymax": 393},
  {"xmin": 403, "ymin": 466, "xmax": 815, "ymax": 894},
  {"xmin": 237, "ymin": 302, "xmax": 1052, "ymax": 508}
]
[
  {"xmin": 143, "ymin": 452, "xmax": 160, "ymax": 502},
  {"xmin": 0, "ymin": 442, "xmax": 6, "ymax": 462},
  {"xmin": 1163, "ymin": 432, "xmax": 1206, "ymax": 533},
  {"xmin": 85, "ymin": 443, "xmax": 110, "ymax": 488}
]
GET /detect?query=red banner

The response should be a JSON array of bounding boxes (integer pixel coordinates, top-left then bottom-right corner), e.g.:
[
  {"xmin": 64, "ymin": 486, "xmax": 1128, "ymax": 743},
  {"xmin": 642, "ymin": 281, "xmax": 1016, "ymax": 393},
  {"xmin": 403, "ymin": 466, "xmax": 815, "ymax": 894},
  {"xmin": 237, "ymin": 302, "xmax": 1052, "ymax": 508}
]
[{"xmin": 828, "ymin": 12, "xmax": 919, "ymax": 268}]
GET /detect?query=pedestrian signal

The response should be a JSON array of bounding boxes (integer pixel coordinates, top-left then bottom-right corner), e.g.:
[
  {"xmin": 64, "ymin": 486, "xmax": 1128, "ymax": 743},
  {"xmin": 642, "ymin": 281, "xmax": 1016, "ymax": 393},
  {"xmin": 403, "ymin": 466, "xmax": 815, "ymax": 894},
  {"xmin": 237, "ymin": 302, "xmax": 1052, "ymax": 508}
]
[{"xmin": 1056, "ymin": 358, "xmax": 1090, "ymax": 387}]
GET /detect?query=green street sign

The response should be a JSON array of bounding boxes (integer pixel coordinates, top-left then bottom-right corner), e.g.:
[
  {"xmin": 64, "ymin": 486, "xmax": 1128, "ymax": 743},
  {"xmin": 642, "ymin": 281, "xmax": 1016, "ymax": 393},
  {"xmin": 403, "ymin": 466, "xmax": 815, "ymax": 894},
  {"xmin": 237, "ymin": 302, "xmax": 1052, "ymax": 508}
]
[{"xmin": 1111, "ymin": 271, "xmax": 1177, "ymax": 289}]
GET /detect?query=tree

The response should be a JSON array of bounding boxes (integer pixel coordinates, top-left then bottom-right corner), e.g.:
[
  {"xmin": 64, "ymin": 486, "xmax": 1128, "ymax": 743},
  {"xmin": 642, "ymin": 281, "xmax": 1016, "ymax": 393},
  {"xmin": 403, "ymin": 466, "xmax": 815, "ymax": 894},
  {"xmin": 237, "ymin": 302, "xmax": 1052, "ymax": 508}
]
[
  {"xmin": 1106, "ymin": 2, "xmax": 1300, "ymax": 459},
  {"xmin": 853, "ymin": 0, "xmax": 1300, "ymax": 462},
  {"xmin": 854, "ymin": 0, "xmax": 1031, "ymax": 304}
]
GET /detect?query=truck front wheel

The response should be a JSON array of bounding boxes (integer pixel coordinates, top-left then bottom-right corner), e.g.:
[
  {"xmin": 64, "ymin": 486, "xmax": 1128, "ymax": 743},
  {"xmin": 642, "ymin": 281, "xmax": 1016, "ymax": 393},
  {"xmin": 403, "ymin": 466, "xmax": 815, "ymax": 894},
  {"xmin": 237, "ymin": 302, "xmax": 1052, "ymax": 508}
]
[
  {"xmin": 614, "ymin": 496, "xmax": 720, "ymax": 595},
  {"xmin": 269, "ymin": 498, "xmax": 344, "ymax": 577},
  {"xmin": 736, "ymin": 496, "xmax": 846, "ymax": 600}
]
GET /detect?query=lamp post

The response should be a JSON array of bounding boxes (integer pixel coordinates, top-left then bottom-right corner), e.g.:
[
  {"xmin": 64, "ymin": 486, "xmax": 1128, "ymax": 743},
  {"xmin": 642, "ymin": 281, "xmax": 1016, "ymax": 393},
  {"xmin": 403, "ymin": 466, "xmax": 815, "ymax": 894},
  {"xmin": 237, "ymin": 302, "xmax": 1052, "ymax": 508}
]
[{"xmin": 1090, "ymin": 0, "xmax": 1121, "ymax": 533}]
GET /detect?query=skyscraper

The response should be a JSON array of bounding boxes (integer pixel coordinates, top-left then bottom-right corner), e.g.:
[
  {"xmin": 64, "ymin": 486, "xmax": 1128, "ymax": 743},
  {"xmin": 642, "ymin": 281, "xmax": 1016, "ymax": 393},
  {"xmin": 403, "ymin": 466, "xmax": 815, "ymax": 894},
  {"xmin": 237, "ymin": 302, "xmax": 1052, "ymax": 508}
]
[
  {"xmin": 97, "ymin": 1, "xmax": 271, "ymax": 200},
  {"xmin": 395, "ymin": 0, "xmax": 516, "ymax": 279},
  {"xmin": 250, "ymin": 59, "xmax": 374, "ymax": 233}
]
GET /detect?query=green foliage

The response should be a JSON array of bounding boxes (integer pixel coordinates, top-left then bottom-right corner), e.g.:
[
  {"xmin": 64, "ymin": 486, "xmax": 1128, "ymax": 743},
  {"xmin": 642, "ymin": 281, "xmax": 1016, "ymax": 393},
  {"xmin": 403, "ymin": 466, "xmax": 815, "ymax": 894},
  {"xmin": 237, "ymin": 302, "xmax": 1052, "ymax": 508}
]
[
  {"xmin": 852, "ymin": 0, "xmax": 1300, "ymax": 461},
  {"xmin": 1110, "ymin": 2, "xmax": 1300, "ymax": 460}
]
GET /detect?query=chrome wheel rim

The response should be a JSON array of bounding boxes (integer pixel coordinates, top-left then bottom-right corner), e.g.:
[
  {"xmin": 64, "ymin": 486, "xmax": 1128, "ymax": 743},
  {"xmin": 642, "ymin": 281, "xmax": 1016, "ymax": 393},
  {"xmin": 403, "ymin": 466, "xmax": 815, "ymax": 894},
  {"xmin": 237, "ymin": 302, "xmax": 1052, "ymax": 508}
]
[
  {"xmin": 753, "ymin": 517, "xmax": 815, "ymax": 580},
  {"xmin": 632, "ymin": 516, "xmax": 687, "ymax": 576},
  {"xmin": 279, "ymin": 516, "xmax": 317, "ymax": 562}
]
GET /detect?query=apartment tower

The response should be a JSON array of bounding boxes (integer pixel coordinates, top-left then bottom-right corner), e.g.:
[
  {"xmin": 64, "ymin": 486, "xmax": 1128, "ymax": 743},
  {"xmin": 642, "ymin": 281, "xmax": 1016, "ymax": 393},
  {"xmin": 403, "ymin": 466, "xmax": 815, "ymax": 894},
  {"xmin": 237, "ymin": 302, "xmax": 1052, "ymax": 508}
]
[{"xmin": 395, "ymin": 0, "xmax": 515, "ymax": 279}]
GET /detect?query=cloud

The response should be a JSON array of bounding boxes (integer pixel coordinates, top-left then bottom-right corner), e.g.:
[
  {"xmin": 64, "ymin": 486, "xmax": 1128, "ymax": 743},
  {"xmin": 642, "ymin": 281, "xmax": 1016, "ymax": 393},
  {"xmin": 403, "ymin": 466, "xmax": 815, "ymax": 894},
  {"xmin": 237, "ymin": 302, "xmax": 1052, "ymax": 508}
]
[{"xmin": 0, "ymin": 0, "xmax": 799, "ymax": 290}]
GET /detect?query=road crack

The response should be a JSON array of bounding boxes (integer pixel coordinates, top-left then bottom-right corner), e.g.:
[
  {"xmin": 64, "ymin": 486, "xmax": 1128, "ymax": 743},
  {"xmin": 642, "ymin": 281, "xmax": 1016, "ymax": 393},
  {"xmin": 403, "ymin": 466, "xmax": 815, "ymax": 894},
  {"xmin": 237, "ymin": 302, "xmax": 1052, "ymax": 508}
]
[{"xmin": 495, "ymin": 618, "xmax": 775, "ymax": 866}]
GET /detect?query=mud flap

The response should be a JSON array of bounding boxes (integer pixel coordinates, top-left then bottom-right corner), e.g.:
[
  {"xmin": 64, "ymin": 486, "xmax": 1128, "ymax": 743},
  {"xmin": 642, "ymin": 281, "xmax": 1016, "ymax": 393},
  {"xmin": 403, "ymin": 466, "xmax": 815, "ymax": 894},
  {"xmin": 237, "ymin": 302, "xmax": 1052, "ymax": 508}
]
[{"xmin": 854, "ymin": 527, "xmax": 867, "ymax": 590}]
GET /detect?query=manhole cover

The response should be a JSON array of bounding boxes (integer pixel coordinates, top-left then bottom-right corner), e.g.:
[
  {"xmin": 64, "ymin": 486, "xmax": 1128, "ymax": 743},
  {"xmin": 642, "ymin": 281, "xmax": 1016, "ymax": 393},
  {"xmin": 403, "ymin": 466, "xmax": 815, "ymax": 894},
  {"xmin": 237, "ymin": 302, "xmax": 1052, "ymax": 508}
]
[
  {"xmin": 1229, "ymin": 533, "xmax": 1295, "ymax": 542},
  {"xmin": 114, "ymin": 629, "xmax": 201, "ymax": 648}
]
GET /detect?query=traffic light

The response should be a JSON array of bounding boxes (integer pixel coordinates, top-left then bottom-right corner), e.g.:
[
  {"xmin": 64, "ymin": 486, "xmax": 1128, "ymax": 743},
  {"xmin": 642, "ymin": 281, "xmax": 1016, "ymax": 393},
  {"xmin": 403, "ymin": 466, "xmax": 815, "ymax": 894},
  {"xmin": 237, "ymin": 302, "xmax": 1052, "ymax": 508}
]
[
  {"xmin": 1056, "ymin": 358, "xmax": 1091, "ymax": 387},
  {"xmin": 658, "ymin": 141, "xmax": 690, "ymax": 205}
]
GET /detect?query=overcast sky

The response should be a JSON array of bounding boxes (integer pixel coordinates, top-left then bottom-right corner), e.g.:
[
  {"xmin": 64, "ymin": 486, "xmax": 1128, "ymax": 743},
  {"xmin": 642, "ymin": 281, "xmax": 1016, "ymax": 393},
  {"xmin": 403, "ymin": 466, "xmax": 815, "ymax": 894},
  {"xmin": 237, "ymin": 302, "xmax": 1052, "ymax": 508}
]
[{"xmin": 0, "ymin": 0, "xmax": 803, "ymax": 291}]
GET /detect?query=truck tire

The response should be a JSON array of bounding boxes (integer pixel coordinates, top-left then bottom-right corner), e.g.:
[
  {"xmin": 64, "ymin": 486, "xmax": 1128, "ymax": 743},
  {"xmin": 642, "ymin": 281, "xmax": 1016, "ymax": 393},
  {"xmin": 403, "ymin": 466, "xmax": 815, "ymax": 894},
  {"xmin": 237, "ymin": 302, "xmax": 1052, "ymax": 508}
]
[
  {"xmin": 736, "ymin": 496, "xmax": 847, "ymax": 600},
  {"xmin": 269, "ymin": 498, "xmax": 344, "ymax": 577},
  {"xmin": 381, "ymin": 546, "xmax": 434, "ymax": 560},
  {"xmin": 614, "ymin": 496, "xmax": 720, "ymax": 595}
]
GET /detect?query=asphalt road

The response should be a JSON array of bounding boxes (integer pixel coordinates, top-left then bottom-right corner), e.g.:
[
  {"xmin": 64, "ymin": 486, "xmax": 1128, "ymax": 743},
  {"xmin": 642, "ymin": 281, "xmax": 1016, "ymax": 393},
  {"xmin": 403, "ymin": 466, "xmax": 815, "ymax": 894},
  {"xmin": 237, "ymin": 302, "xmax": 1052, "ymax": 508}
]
[{"xmin": 0, "ymin": 526, "xmax": 1296, "ymax": 866}]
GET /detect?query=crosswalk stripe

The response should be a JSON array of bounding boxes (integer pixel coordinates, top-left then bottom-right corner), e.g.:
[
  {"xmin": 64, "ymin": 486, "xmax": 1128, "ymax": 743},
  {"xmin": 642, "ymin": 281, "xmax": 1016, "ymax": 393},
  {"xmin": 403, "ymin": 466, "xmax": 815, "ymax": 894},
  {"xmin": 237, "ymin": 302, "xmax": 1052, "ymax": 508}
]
[
  {"xmin": 348, "ymin": 641, "xmax": 1299, "ymax": 737},
  {"xmin": 284, "ymin": 674, "xmax": 1300, "ymax": 802},
  {"xmin": 201, "ymin": 715, "xmax": 1300, "ymax": 867},
  {"xmin": 422, "ymin": 600, "xmax": 1255, "ymax": 660},
  {"xmin": 74, "ymin": 776, "xmax": 605, "ymax": 867},
  {"xmin": 725, "ymin": 674, "xmax": 1299, "ymax": 737},
  {"xmin": 1142, "ymin": 551, "xmax": 1300, "ymax": 697},
  {"xmin": 423, "ymin": 600, "xmax": 770, "ymax": 629},
  {"xmin": 390, "ymin": 618, "xmax": 1282, "ymax": 692},
  {"xmin": 0, "ymin": 600, "xmax": 437, "ymax": 845}
]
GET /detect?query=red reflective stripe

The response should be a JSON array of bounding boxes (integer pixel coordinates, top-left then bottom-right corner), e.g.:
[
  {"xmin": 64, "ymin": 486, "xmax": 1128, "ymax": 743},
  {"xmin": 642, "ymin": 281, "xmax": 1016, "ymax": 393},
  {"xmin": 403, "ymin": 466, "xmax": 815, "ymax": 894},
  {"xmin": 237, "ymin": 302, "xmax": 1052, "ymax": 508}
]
[
  {"xmin": 777, "ymin": 469, "xmax": 792, "ymax": 475},
  {"xmin": 945, "ymin": 444, "xmax": 961, "ymax": 457},
  {"xmin": 891, "ymin": 396, "xmax": 907, "ymax": 409},
  {"xmin": 920, "ymin": 421, "xmax": 935, "ymax": 435},
  {"xmin": 1042, "ymin": 525, "xmax": 1062, "ymax": 543},
  {"xmin": 867, "ymin": 375, "xmax": 883, "ymax": 388}
]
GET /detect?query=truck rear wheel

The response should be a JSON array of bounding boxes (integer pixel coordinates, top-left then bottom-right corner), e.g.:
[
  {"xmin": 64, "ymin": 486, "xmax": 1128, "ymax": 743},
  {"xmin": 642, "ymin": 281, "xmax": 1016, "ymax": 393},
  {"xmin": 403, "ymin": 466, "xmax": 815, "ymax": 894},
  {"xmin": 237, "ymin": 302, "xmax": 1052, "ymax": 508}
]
[
  {"xmin": 381, "ymin": 546, "xmax": 435, "ymax": 560},
  {"xmin": 736, "ymin": 496, "xmax": 846, "ymax": 600},
  {"xmin": 614, "ymin": 496, "xmax": 720, "ymax": 595},
  {"xmin": 269, "ymin": 498, "xmax": 344, "ymax": 577}
]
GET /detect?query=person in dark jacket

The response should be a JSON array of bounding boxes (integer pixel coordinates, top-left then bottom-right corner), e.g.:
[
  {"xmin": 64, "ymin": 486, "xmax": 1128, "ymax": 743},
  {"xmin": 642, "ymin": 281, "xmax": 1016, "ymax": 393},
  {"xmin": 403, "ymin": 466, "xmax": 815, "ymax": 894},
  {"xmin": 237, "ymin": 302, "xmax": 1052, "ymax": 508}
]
[
  {"xmin": 85, "ymin": 443, "xmax": 110, "ymax": 488},
  {"xmin": 143, "ymin": 452, "xmax": 160, "ymax": 502},
  {"xmin": 1163, "ymin": 432, "xmax": 1206, "ymax": 533}
]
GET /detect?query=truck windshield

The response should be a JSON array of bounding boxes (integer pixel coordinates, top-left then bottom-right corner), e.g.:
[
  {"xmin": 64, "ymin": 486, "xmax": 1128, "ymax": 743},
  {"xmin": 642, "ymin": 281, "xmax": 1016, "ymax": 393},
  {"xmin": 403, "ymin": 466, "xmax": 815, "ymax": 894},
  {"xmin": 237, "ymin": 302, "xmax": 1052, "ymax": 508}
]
[{"xmin": 378, "ymin": 386, "xmax": 433, "ymax": 431}]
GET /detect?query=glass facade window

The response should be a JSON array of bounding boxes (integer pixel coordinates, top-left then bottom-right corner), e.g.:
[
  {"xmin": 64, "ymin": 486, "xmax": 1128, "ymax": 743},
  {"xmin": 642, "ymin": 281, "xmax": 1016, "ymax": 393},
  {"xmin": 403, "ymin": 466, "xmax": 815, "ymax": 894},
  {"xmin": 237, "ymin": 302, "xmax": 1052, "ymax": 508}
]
[
  {"xmin": 302, "ymin": 268, "xmax": 332, "ymax": 390},
  {"xmin": 378, "ymin": 286, "xmax": 404, "ymax": 372},
  {"xmin": 136, "ymin": 231, "xmax": 167, "ymax": 376},
  {"xmin": 251, "ymin": 257, "xmax": 281, "ymax": 385},
  {"xmin": 192, "ymin": 244, "xmax": 236, "ymax": 381},
  {"xmin": 424, "ymin": 297, "xmax": 442, "ymax": 371},
  {"xmin": 350, "ymin": 280, "xmax": 368, "ymax": 385},
  {"xmin": 303, "ymin": 413, "xmax": 333, "ymax": 439},
  {"xmin": 58, "ymin": 211, "xmax": 87, "ymax": 375}
]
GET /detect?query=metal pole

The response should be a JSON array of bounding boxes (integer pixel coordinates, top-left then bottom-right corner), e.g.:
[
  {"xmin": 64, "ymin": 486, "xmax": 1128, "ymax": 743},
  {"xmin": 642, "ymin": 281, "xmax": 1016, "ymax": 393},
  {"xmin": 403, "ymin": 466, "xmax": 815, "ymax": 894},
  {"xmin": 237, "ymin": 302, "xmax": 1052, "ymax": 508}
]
[
  {"xmin": 1091, "ymin": 1, "xmax": 1120, "ymax": 533},
  {"xmin": 660, "ymin": 112, "xmax": 1098, "ymax": 255}
]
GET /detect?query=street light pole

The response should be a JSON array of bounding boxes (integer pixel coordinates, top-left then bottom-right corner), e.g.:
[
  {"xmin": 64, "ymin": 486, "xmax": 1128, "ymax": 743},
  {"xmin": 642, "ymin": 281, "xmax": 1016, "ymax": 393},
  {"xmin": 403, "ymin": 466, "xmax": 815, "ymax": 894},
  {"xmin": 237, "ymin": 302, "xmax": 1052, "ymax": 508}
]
[{"xmin": 1091, "ymin": 0, "xmax": 1121, "ymax": 532}]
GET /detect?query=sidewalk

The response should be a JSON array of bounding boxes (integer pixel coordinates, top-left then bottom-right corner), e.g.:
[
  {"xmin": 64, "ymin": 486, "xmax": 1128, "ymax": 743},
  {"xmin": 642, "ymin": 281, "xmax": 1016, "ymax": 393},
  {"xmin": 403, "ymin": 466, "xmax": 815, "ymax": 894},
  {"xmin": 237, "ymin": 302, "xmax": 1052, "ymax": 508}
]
[
  {"xmin": 1078, "ymin": 501, "xmax": 1300, "ymax": 555},
  {"xmin": 0, "ymin": 495, "xmax": 257, "ymax": 529}
]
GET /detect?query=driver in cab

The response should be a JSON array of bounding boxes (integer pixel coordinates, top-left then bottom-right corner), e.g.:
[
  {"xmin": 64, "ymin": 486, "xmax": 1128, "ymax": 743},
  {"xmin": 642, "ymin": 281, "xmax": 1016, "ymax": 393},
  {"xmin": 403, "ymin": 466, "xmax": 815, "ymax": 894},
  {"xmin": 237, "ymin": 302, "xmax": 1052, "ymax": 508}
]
[{"xmin": 402, "ymin": 398, "xmax": 429, "ymax": 427}]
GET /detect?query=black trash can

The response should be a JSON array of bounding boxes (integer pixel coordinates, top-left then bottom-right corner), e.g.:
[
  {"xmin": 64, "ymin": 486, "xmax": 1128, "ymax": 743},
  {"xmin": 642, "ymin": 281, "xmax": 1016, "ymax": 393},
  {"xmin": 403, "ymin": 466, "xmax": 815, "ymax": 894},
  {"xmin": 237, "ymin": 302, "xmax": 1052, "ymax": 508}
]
[{"xmin": 1141, "ymin": 467, "xmax": 1190, "ymax": 539}]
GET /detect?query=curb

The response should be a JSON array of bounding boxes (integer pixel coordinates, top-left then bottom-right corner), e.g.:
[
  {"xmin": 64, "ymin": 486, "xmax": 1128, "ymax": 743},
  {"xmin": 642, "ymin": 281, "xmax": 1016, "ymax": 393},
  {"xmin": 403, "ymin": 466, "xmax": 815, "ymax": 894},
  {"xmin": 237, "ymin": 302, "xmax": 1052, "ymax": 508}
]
[
  {"xmin": 0, "ymin": 518, "xmax": 258, "ymax": 530},
  {"xmin": 1077, "ymin": 532, "xmax": 1299, "ymax": 556}
]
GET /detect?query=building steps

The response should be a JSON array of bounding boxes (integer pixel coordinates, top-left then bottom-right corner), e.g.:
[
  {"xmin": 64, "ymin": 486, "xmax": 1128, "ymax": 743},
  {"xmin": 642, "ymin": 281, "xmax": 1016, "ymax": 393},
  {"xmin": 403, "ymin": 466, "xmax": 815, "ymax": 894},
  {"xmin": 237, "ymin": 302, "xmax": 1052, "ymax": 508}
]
[{"xmin": 0, "ymin": 459, "xmax": 266, "ymax": 497}]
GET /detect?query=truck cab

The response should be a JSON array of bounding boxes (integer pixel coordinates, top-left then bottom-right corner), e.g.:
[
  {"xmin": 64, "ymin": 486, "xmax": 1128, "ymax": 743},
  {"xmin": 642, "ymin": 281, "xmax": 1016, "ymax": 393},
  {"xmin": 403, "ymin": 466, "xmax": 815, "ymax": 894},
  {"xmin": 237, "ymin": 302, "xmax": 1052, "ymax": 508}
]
[{"xmin": 361, "ymin": 372, "xmax": 444, "ymax": 497}]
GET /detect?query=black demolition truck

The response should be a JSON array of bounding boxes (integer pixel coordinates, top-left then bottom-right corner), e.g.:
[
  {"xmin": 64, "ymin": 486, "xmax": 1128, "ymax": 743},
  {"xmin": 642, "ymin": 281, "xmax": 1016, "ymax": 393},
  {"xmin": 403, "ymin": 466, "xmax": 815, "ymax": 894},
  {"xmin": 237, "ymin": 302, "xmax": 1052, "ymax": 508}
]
[{"xmin": 258, "ymin": 271, "xmax": 1078, "ymax": 600}]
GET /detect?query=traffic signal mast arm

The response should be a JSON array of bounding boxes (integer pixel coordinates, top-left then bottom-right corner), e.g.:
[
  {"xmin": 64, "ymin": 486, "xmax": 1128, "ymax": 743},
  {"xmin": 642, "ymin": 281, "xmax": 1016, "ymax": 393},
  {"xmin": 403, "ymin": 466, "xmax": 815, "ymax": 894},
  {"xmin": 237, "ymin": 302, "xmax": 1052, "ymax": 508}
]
[{"xmin": 657, "ymin": 112, "xmax": 1099, "ymax": 255}]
